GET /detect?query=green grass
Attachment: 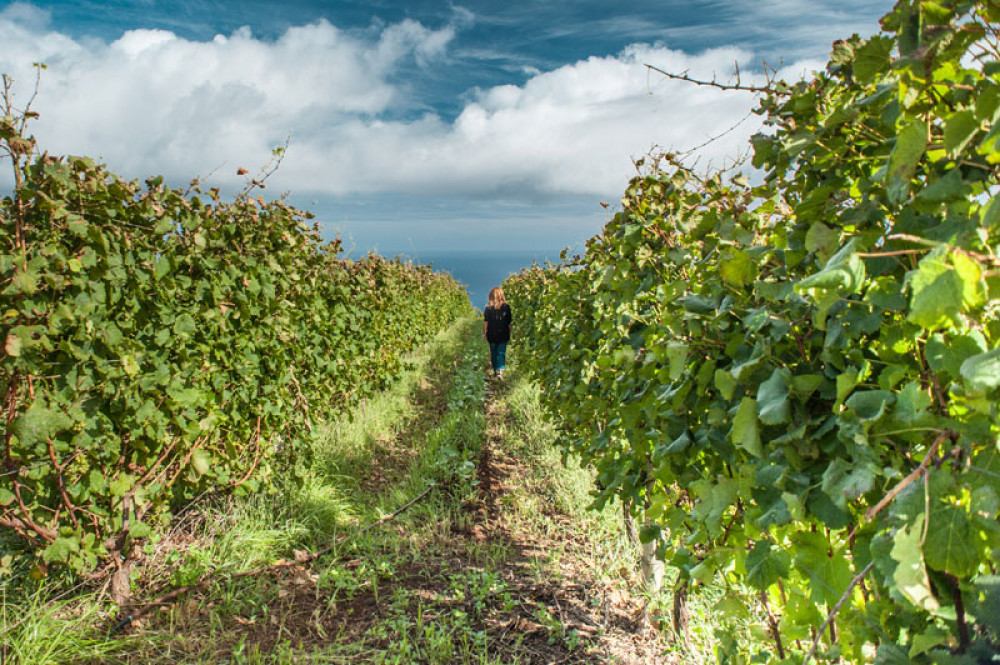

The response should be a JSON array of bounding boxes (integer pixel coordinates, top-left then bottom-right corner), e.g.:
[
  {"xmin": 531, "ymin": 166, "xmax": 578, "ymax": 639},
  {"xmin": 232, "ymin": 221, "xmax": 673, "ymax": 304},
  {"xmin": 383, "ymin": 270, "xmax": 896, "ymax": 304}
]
[{"xmin": 0, "ymin": 589, "xmax": 133, "ymax": 665}]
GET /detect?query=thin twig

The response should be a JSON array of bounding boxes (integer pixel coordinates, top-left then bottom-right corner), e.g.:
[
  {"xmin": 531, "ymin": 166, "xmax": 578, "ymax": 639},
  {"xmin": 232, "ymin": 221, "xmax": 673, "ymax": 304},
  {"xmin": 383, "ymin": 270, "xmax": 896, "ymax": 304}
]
[
  {"xmin": 357, "ymin": 485, "xmax": 435, "ymax": 536},
  {"xmin": 645, "ymin": 64, "xmax": 784, "ymax": 95},
  {"xmin": 856, "ymin": 249, "xmax": 927, "ymax": 258},
  {"xmin": 677, "ymin": 110, "xmax": 757, "ymax": 157},
  {"xmin": 802, "ymin": 561, "xmax": 876, "ymax": 665},
  {"xmin": 887, "ymin": 233, "xmax": 1000, "ymax": 266}
]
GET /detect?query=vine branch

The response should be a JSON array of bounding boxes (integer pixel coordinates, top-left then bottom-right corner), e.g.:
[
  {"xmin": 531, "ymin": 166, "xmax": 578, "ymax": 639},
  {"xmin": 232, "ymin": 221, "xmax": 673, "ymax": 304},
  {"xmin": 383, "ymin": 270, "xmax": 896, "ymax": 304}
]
[
  {"xmin": 802, "ymin": 560, "xmax": 876, "ymax": 665},
  {"xmin": 864, "ymin": 429, "xmax": 956, "ymax": 522}
]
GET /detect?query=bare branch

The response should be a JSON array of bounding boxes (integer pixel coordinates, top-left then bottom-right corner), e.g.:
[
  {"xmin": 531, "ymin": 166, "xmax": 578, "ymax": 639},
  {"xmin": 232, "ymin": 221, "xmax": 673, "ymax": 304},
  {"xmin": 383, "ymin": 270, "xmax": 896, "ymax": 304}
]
[{"xmin": 645, "ymin": 64, "xmax": 785, "ymax": 95}]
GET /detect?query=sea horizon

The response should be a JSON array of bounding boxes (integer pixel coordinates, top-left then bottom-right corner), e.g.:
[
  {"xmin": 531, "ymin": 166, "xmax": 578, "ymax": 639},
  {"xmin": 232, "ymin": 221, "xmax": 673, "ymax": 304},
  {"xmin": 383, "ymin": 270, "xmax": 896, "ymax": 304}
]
[{"xmin": 378, "ymin": 249, "xmax": 566, "ymax": 309}]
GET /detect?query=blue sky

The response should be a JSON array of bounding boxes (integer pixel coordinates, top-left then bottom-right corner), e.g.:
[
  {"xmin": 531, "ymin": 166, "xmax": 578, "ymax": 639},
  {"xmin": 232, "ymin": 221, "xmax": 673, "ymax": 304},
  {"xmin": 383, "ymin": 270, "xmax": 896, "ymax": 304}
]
[{"xmin": 0, "ymin": 1, "xmax": 894, "ymax": 256}]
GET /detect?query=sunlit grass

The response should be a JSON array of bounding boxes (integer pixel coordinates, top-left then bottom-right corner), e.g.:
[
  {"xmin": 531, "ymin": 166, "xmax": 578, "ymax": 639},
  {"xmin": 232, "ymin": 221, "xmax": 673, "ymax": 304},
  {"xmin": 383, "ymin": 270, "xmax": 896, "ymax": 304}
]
[{"xmin": 0, "ymin": 588, "xmax": 135, "ymax": 665}]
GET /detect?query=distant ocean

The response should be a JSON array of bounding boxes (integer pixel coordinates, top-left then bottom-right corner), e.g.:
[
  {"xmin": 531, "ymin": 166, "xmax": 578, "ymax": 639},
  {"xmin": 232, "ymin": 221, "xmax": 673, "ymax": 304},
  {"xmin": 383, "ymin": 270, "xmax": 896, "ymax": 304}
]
[{"xmin": 393, "ymin": 250, "xmax": 562, "ymax": 309}]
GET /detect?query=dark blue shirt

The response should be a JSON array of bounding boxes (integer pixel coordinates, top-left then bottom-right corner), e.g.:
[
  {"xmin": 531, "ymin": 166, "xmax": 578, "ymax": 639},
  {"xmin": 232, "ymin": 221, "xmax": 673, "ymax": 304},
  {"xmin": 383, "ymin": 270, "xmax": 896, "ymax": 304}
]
[{"xmin": 484, "ymin": 303, "xmax": 512, "ymax": 343}]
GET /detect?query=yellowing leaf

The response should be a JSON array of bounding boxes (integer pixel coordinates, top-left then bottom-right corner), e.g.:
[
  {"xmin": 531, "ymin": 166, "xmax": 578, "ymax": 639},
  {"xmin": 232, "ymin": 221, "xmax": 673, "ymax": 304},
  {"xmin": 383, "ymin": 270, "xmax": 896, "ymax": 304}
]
[
  {"xmin": 4, "ymin": 331, "xmax": 21, "ymax": 357},
  {"xmin": 191, "ymin": 449, "xmax": 211, "ymax": 476}
]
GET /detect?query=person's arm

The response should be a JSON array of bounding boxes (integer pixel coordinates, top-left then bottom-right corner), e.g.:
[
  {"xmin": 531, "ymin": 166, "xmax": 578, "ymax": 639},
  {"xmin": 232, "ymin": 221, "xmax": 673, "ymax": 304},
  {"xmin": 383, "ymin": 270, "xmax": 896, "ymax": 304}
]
[{"xmin": 482, "ymin": 319, "xmax": 488, "ymax": 339}]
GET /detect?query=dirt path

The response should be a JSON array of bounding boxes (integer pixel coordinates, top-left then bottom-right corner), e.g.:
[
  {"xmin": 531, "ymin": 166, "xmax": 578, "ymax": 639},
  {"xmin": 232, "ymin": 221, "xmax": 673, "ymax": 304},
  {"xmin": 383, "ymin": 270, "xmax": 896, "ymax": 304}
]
[{"xmin": 462, "ymin": 376, "xmax": 671, "ymax": 665}]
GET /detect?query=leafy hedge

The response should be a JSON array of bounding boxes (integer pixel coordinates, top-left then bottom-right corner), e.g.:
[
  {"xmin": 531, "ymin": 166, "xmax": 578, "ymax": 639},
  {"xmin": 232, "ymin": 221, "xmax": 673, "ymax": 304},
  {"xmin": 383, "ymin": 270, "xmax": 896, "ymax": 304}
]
[
  {"xmin": 506, "ymin": 1, "xmax": 1000, "ymax": 661},
  {"xmin": 1, "ymin": 114, "xmax": 471, "ymax": 576}
]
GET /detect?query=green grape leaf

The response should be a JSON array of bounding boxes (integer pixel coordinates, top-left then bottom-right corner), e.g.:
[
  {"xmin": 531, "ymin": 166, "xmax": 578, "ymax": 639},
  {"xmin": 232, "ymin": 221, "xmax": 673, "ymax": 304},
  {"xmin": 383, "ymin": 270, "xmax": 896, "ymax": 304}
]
[
  {"xmin": 714, "ymin": 369, "xmax": 738, "ymax": 400},
  {"xmin": 924, "ymin": 504, "xmax": 978, "ymax": 577},
  {"xmin": 791, "ymin": 531, "xmax": 853, "ymax": 606},
  {"xmin": 667, "ymin": 341, "xmax": 688, "ymax": 381},
  {"xmin": 893, "ymin": 381, "xmax": 932, "ymax": 424},
  {"xmin": 42, "ymin": 535, "xmax": 80, "ymax": 565},
  {"xmin": 745, "ymin": 540, "xmax": 790, "ymax": 590},
  {"xmin": 173, "ymin": 313, "xmax": 197, "ymax": 337},
  {"xmin": 807, "ymin": 490, "xmax": 851, "ymax": 529},
  {"xmin": 907, "ymin": 248, "xmax": 964, "ymax": 330},
  {"xmin": 981, "ymin": 195, "xmax": 1000, "ymax": 230},
  {"xmin": 10, "ymin": 266, "xmax": 39, "ymax": 295},
  {"xmin": 109, "ymin": 475, "xmax": 133, "ymax": 497},
  {"xmin": 795, "ymin": 239, "xmax": 866, "ymax": 323},
  {"xmin": 944, "ymin": 110, "xmax": 979, "ymax": 156},
  {"xmin": 952, "ymin": 251, "xmax": 986, "ymax": 308},
  {"xmin": 130, "ymin": 521, "xmax": 152, "ymax": 539},
  {"xmin": 890, "ymin": 517, "xmax": 940, "ymax": 611},
  {"xmin": 719, "ymin": 249, "xmax": 757, "ymax": 288},
  {"xmin": 925, "ymin": 331, "xmax": 988, "ymax": 378},
  {"xmin": 822, "ymin": 457, "xmax": 877, "ymax": 504},
  {"xmin": 10, "ymin": 400, "xmax": 74, "ymax": 448},
  {"xmin": 755, "ymin": 488, "xmax": 793, "ymax": 528},
  {"xmin": 973, "ymin": 576, "xmax": 1000, "ymax": 634},
  {"xmin": 845, "ymin": 390, "xmax": 894, "ymax": 421},
  {"xmin": 191, "ymin": 449, "xmax": 211, "ymax": 476},
  {"xmin": 167, "ymin": 385, "xmax": 203, "ymax": 408},
  {"xmin": 757, "ymin": 368, "xmax": 791, "ymax": 425},
  {"xmin": 805, "ymin": 222, "xmax": 840, "ymax": 263},
  {"xmin": 970, "ymin": 441, "xmax": 1000, "ymax": 496},
  {"xmin": 153, "ymin": 257, "xmax": 171, "ymax": 280},
  {"xmin": 731, "ymin": 397, "xmax": 762, "ymax": 457},
  {"xmin": 909, "ymin": 625, "xmax": 951, "ymax": 658},
  {"xmin": 853, "ymin": 36, "xmax": 894, "ymax": 83},
  {"xmin": 960, "ymin": 347, "xmax": 1000, "ymax": 392},
  {"xmin": 874, "ymin": 643, "xmax": 910, "ymax": 665},
  {"xmin": 916, "ymin": 169, "xmax": 972, "ymax": 203},
  {"xmin": 886, "ymin": 120, "xmax": 928, "ymax": 204}
]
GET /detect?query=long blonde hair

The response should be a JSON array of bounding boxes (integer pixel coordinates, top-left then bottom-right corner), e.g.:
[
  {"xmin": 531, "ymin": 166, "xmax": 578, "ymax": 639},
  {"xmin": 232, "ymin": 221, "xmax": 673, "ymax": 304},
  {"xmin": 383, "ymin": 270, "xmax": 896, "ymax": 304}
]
[{"xmin": 487, "ymin": 286, "xmax": 506, "ymax": 309}]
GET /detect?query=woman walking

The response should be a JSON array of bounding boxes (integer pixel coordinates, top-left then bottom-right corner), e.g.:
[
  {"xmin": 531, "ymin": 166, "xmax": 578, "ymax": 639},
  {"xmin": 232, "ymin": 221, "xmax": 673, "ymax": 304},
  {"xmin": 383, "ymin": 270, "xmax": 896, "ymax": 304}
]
[{"xmin": 482, "ymin": 287, "xmax": 512, "ymax": 378}]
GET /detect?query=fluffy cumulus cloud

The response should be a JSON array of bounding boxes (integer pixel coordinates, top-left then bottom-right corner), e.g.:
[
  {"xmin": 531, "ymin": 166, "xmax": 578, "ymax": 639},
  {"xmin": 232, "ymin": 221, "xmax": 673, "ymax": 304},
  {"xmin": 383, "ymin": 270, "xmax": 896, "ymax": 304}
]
[
  {"xmin": 308, "ymin": 44, "xmax": 773, "ymax": 197},
  {"xmin": 0, "ymin": 2, "xmax": 812, "ymax": 200}
]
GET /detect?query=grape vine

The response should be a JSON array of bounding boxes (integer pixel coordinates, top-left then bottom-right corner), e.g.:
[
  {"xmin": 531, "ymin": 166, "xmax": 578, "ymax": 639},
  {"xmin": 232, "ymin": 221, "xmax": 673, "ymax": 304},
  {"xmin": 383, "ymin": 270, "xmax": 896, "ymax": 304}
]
[
  {"xmin": 506, "ymin": 1, "xmax": 1000, "ymax": 661},
  {"xmin": 1, "ymin": 86, "xmax": 471, "ymax": 589}
]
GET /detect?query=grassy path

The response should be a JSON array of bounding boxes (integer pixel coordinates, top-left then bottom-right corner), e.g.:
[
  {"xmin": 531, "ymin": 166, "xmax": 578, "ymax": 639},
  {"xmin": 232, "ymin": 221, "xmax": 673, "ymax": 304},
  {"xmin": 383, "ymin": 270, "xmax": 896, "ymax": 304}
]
[
  {"xmin": 3, "ymin": 317, "xmax": 674, "ymax": 664},
  {"xmin": 463, "ymin": 350, "xmax": 670, "ymax": 664}
]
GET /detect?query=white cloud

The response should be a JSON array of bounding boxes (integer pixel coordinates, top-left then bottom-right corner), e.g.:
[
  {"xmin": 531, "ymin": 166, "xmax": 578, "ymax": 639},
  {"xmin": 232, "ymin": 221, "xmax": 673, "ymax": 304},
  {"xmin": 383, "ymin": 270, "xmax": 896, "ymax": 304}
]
[
  {"xmin": 0, "ymin": 3, "xmax": 803, "ymax": 201},
  {"xmin": 286, "ymin": 44, "xmax": 772, "ymax": 196}
]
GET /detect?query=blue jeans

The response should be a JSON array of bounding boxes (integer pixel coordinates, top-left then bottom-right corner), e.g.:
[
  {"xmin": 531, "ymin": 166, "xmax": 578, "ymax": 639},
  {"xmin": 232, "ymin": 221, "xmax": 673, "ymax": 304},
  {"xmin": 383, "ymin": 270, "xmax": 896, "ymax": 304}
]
[{"xmin": 489, "ymin": 342, "xmax": 507, "ymax": 372}]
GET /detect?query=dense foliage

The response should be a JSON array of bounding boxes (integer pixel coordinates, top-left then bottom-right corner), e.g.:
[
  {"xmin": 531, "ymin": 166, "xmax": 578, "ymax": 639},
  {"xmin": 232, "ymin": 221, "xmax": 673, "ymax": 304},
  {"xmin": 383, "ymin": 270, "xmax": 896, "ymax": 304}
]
[
  {"xmin": 506, "ymin": 1, "xmax": 1000, "ymax": 661},
  {"xmin": 0, "ymin": 106, "xmax": 471, "ymax": 578}
]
